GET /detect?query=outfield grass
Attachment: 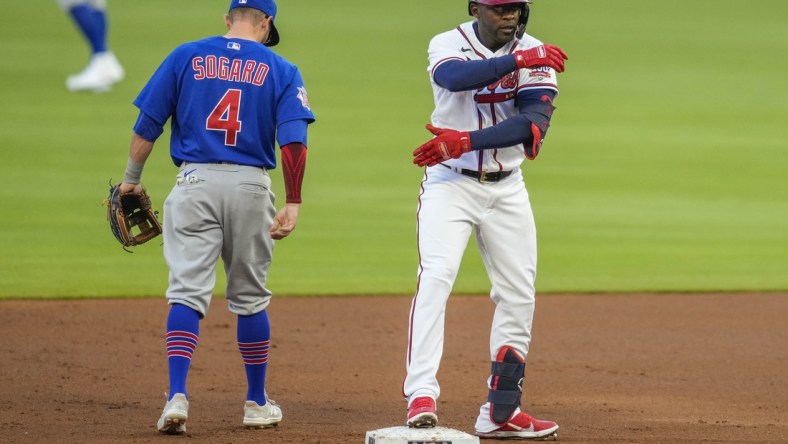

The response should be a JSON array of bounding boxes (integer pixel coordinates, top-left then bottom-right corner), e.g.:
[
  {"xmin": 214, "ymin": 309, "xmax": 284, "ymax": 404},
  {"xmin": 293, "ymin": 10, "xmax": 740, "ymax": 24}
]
[{"xmin": 0, "ymin": 0, "xmax": 786, "ymax": 298}]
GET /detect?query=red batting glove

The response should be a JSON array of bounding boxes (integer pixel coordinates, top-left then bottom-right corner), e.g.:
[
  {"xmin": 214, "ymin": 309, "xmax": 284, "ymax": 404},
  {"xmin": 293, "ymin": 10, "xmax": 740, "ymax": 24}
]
[
  {"xmin": 412, "ymin": 124, "xmax": 471, "ymax": 167},
  {"xmin": 514, "ymin": 44, "xmax": 568, "ymax": 73}
]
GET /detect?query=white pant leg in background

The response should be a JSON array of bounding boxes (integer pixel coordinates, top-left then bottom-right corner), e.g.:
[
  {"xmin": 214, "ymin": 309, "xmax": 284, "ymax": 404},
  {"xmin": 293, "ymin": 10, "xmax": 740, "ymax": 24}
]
[{"xmin": 57, "ymin": 0, "xmax": 106, "ymax": 11}]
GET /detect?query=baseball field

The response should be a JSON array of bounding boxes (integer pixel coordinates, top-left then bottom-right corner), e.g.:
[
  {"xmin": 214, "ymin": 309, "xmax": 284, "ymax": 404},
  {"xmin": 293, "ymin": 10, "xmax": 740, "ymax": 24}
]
[{"xmin": 0, "ymin": 0, "xmax": 786, "ymax": 443}]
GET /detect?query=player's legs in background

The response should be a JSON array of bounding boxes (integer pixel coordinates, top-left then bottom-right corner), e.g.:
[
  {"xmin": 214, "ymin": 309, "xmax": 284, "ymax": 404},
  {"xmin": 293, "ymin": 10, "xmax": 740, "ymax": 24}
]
[
  {"xmin": 63, "ymin": 0, "xmax": 108, "ymax": 54},
  {"xmin": 404, "ymin": 168, "xmax": 480, "ymax": 403},
  {"xmin": 58, "ymin": 0, "xmax": 124, "ymax": 91}
]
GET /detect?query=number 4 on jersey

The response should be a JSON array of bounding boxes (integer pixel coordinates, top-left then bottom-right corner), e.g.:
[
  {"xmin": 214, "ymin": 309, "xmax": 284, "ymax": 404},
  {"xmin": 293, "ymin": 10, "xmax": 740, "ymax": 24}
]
[{"xmin": 206, "ymin": 89, "xmax": 242, "ymax": 146}]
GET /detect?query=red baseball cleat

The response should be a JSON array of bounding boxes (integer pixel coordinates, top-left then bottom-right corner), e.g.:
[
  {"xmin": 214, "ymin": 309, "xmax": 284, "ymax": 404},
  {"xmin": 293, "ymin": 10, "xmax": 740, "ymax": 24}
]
[
  {"xmin": 407, "ymin": 396, "xmax": 438, "ymax": 428},
  {"xmin": 476, "ymin": 410, "xmax": 558, "ymax": 439}
]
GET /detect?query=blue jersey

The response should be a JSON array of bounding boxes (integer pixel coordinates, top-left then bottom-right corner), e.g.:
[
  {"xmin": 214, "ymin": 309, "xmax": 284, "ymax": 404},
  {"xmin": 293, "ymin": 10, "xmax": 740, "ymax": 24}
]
[{"xmin": 134, "ymin": 36, "xmax": 315, "ymax": 168}]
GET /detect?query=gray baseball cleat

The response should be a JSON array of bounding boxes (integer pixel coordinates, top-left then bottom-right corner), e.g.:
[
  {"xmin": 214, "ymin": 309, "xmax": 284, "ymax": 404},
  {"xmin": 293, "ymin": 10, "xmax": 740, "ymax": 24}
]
[
  {"xmin": 243, "ymin": 396, "xmax": 283, "ymax": 428},
  {"xmin": 157, "ymin": 393, "xmax": 188, "ymax": 435}
]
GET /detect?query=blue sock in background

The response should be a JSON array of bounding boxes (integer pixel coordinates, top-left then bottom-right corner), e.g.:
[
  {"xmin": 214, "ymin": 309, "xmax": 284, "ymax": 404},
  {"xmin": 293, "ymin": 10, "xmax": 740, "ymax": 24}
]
[
  {"xmin": 165, "ymin": 303, "xmax": 200, "ymax": 400},
  {"xmin": 68, "ymin": 4, "xmax": 107, "ymax": 54},
  {"xmin": 237, "ymin": 310, "xmax": 271, "ymax": 405}
]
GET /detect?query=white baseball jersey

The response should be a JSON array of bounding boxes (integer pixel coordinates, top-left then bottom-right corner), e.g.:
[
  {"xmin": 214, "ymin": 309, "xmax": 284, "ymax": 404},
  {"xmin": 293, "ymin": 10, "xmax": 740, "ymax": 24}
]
[
  {"xmin": 406, "ymin": 21, "xmax": 563, "ymax": 433},
  {"xmin": 427, "ymin": 21, "xmax": 558, "ymax": 172}
]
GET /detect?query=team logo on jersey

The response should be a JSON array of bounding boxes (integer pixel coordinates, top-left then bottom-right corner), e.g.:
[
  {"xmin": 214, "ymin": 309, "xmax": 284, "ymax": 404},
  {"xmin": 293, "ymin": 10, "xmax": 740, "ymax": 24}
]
[
  {"xmin": 227, "ymin": 42, "xmax": 241, "ymax": 50},
  {"xmin": 486, "ymin": 72, "xmax": 518, "ymax": 91},
  {"xmin": 297, "ymin": 86, "xmax": 311, "ymax": 111},
  {"xmin": 474, "ymin": 72, "xmax": 518, "ymax": 104}
]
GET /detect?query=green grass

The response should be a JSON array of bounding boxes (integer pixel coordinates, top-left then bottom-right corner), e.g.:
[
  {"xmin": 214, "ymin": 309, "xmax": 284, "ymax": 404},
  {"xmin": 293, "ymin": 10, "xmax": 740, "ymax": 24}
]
[{"xmin": 1, "ymin": 0, "xmax": 786, "ymax": 298}]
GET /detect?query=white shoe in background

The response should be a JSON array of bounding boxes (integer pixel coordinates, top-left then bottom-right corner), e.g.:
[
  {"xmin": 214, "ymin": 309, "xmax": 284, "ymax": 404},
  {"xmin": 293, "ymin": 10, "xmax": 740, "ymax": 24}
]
[{"xmin": 66, "ymin": 51, "xmax": 125, "ymax": 93}]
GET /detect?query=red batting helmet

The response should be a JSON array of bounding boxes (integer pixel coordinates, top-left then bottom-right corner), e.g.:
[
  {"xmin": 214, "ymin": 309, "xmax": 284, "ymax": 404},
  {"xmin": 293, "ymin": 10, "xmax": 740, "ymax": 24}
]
[{"xmin": 468, "ymin": 0, "xmax": 531, "ymax": 37}]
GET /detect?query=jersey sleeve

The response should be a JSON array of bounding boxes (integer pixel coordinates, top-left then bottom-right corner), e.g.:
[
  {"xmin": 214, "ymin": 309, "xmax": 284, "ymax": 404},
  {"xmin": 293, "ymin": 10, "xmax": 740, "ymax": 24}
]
[
  {"xmin": 276, "ymin": 66, "xmax": 315, "ymax": 135},
  {"xmin": 516, "ymin": 38, "xmax": 559, "ymax": 94},
  {"xmin": 133, "ymin": 47, "xmax": 182, "ymax": 126},
  {"xmin": 427, "ymin": 31, "xmax": 466, "ymax": 82},
  {"xmin": 277, "ymin": 119, "xmax": 309, "ymax": 147}
]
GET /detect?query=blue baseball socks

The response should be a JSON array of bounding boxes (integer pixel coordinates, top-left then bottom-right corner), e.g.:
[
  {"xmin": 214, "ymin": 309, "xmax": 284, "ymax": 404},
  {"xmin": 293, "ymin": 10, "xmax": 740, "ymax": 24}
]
[
  {"xmin": 68, "ymin": 4, "xmax": 107, "ymax": 54},
  {"xmin": 165, "ymin": 303, "xmax": 200, "ymax": 400},
  {"xmin": 237, "ymin": 310, "xmax": 271, "ymax": 405}
]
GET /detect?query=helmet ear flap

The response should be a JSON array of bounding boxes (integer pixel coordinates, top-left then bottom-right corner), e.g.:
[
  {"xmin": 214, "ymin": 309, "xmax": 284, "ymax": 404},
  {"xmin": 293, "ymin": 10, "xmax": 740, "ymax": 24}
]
[
  {"xmin": 516, "ymin": 4, "xmax": 530, "ymax": 38},
  {"xmin": 469, "ymin": 0, "xmax": 530, "ymax": 30}
]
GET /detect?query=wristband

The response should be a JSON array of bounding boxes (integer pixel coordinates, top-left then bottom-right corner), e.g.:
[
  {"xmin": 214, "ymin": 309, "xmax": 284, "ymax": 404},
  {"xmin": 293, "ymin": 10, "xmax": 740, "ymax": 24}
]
[{"xmin": 123, "ymin": 157, "xmax": 145, "ymax": 184}]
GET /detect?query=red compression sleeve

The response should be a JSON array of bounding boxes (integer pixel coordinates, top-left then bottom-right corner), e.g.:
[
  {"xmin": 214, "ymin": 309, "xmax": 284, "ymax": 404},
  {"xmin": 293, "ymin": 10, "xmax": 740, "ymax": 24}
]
[{"xmin": 280, "ymin": 143, "xmax": 307, "ymax": 204}]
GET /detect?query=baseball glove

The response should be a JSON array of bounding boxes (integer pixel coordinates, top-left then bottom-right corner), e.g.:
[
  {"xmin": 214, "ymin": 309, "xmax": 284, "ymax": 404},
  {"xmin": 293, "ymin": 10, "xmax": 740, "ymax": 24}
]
[{"xmin": 105, "ymin": 183, "xmax": 162, "ymax": 252}]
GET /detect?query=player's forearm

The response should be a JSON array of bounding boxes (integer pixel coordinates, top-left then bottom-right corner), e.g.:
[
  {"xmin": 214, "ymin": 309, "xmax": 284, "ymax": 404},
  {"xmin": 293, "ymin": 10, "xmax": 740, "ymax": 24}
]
[
  {"xmin": 124, "ymin": 133, "xmax": 155, "ymax": 184},
  {"xmin": 469, "ymin": 114, "xmax": 533, "ymax": 150},
  {"xmin": 434, "ymin": 57, "xmax": 518, "ymax": 92},
  {"xmin": 469, "ymin": 89, "xmax": 557, "ymax": 151},
  {"xmin": 280, "ymin": 143, "xmax": 307, "ymax": 204},
  {"xmin": 129, "ymin": 133, "xmax": 154, "ymax": 163}
]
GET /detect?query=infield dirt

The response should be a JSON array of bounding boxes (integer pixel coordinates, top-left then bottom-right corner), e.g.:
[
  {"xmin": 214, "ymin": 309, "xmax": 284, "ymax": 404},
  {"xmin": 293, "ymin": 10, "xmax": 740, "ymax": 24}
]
[{"xmin": 1, "ymin": 293, "xmax": 786, "ymax": 443}]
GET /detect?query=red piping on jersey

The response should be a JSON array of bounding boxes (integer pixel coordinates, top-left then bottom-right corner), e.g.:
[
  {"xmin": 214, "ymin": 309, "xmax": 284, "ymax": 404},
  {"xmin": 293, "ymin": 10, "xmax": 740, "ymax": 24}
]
[
  {"xmin": 492, "ymin": 149, "xmax": 503, "ymax": 171},
  {"xmin": 457, "ymin": 26, "xmax": 487, "ymax": 59},
  {"xmin": 489, "ymin": 104, "xmax": 503, "ymax": 172},
  {"xmin": 477, "ymin": 109, "xmax": 485, "ymax": 171},
  {"xmin": 406, "ymin": 169, "xmax": 430, "ymax": 372}
]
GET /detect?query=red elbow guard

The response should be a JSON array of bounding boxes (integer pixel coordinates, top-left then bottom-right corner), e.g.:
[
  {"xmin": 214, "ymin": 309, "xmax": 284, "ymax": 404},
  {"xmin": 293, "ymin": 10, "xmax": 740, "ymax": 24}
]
[{"xmin": 525, "ymin": 123, "xmax": 543, "ymax": 160}]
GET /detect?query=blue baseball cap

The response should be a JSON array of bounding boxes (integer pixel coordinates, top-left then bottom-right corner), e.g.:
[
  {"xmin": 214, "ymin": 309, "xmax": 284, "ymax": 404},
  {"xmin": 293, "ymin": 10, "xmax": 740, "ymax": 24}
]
[{"xmin": 229, "ymin": 0, "xmax": 280, "ymax": 47}]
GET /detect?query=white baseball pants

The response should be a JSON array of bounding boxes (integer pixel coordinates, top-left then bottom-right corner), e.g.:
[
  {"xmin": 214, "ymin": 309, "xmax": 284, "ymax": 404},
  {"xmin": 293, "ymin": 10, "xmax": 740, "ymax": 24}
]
[{"xmin": 404, "ymin": 165, "xmax": 538, "ymax": 406}]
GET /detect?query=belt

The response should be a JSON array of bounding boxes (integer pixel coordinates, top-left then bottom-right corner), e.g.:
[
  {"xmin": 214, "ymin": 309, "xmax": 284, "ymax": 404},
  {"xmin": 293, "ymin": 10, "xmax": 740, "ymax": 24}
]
[
  {"xmin": 181, "ymin": 161, "xmax": 266, "ymax": 170},
  {"xmin": 440, "ymin": 164, "xmax": 513, "ymax": 183}
]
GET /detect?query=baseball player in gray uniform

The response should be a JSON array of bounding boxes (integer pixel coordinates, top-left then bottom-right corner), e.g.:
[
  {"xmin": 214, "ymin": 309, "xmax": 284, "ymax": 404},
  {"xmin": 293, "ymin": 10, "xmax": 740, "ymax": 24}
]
[
  {"xmin": 115, "ymin": 0, "xmax": 315, "ymax": 434},
  {"xmin": 404, "ymin": 0, "xmax": 567, "ymax": 439}
]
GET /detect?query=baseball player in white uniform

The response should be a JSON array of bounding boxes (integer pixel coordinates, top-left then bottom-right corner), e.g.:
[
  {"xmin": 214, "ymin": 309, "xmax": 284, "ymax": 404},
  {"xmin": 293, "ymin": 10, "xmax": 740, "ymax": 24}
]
[{"xmin": 404, "ymin": 0, "xmax": 567, "ymax": 439}]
